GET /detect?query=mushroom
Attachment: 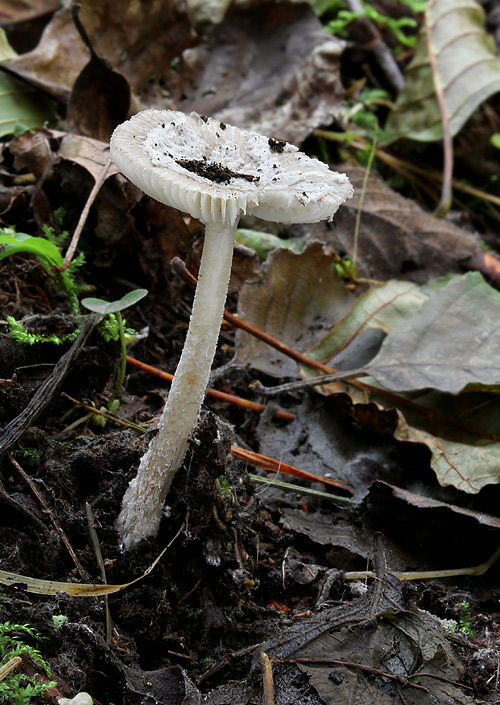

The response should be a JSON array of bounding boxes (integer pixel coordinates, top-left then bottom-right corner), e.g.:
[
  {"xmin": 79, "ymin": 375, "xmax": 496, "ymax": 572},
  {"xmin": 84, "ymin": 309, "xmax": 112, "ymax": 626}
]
[{"xmin": 110, "ymin": 109, "xmax": 353, "ymax": 549}]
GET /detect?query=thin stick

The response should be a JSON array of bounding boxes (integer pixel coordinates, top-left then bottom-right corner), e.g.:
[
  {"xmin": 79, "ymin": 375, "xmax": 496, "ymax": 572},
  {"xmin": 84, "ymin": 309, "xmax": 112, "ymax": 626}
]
[
  {"xmin": 341, "ymin": 545, "xmax": 500, "ymax": 581},
  {"xmin": 425, "ymin": 5, "xmax": 453, "ymax": 216},
  {"xmin": 231, "ymin": 445, "xmax": 352, "ymax": 493},
  {"xmin": 8, "ymin": 453, "xmax": 87, "ymax": 579},
  {"xmin": 126, "ymin": 356, "xmax": 295, "ymax": 422},
  {"xmin": 261, "ymin": 651, "xmax": 275, "ymax": 705},
  {"xmin": 345, "ymin": 0, "xmax": 405, "ymax": 92},
  {"xmin": 61, "ymin": 159, "xmax": 112, "ymax": 270},
  {"xmin": 353, "ymin": 124, "xmax": 378, "ymax": 266},
  {"xmin": 85, "ymin": 502, "xmax": 112, "ymax": 645},
  {"xmin": 0, "ymin": 657, "xmax": 22, "ymax": 682}
]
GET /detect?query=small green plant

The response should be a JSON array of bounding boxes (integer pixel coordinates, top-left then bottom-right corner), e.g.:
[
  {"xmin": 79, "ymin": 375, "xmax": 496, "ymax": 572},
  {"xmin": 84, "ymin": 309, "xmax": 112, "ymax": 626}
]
[
  {"xmin": 0, "ymin": 225, "xmax": 87, "ymax": 316},
  {"xmin": 0, "ymin": 622, "xmax": 56, "ymax": 705},
  {"xmin": 5, "ymin": 316, "xmax": 80, "ymax": 346},
  {"xmin": 81, "ymin": 289, "xmax": 148, "ymax": 411},
  {"xmin": 323, "ymin": 0, "xmax": 418, "ymax": 49},
  {"xmin": 458, "ymin": 601, "xmax": 476, "ymax": 638},
  {"xmin": 11, "ymin": 446, "xmax": 43, "ymax": 464},
  {"xmin": 216, "ymin": 475, "xmax": 231, "ymax": 496},
  {"xmin": 51, "ymin": 615, "xmax": 67, "ymax": 630},
  {"xmin": 334, "ymin": 256, "xmax": 357, "ymax": 279}
]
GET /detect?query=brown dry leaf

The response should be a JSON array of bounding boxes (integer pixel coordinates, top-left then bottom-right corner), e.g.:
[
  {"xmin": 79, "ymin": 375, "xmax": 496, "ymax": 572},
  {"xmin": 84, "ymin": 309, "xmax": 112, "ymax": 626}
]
[
  {"xmin": 56, "ymin": 132, "xmax": 117, "ymax": 182},
  {"xmin": 175, "ymin": 3, "xmax": 346, "ymax": 143},
  {"xmin": 4, "ymin": 1, "xmax": 346, "ymax": 146},
  {"xmin": 294, "ymin": 166, "xmax": 479, "ymax": 283},
  {"xmin": 0, "ymin": 0, "xmax": 58, "ymax": 25},
  {"xmin": 8, "ymin": 129, "xmax": 52, "ymax": 182},
  {"xmin": 67, "ymin": 45, "xmax": 131, "ymax": 142},
  {"xmin": 234, "ymin": 242, "xmax": 355, "ymax": 377},
  {"xmin": 303, "ymin": 275, "xmax": 500, "ymax": 494},
  {"xmin": 3, "ymin": 1, "xmax": 192, "ymax": 103}
]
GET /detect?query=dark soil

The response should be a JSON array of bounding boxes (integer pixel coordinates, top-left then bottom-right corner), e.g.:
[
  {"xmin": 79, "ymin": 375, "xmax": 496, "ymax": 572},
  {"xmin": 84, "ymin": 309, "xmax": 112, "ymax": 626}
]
[{"xmin": 0, "ymin": 166, "xmax": 499, "ymax": 705}]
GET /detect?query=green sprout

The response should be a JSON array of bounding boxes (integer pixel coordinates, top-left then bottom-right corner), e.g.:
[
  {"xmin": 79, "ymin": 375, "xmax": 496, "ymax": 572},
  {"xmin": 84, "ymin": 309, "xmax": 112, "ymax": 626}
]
[
  {"xmin": 0, "ymin": 622, "xmax": 56, "ymax": 705},
  {"xmin": 81, "ymin": 289, "xmax": 148, "ymax": 419},
  {"xmin": 51, "ymin": 615, "xmax": 67, "ymax": 630}
]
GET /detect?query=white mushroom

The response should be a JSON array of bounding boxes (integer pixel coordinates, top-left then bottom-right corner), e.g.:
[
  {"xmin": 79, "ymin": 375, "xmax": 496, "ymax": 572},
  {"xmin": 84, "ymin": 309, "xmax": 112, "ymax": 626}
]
[{"xmin": 110, "ymin": 109, "xmax": 353, "ymax": 549}]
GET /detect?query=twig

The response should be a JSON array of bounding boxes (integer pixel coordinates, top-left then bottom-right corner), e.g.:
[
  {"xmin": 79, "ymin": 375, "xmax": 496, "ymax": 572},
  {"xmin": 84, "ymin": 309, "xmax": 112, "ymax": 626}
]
[
  {"xmin": 341, "ymin": 544, "xmax": 500, "ymax": 581},
  {"xmin": 425, "ymin": 5, "xmax": 453, "ymax": 216},
  {"xmin": 231, "ymin": 445, "xmax": 352, "ymax": 493},
  {"xmin": 286, "ymin": 657, "xmax": 429, "ymax": 693},
  {"xmin": 315, "ymin": 130, "xmax": 500, "ymax": 209},
  {"xmin": 345, "ymin": 0, "xmax": 405, "ymax": 92},
  {"xmin": 353, "ymin": 124, "xmax": 378, "ymax": 265},
  {"xmin": 250, "ymin": 474, "xmax": 355, "ymax": 504},
  {"xmin": 86, "ymin": 502, "xmax": 112, "ymax": 644},
  {"xmin": 61, "ymin": 160, "xmax": 112, "ymax": 270},
  {"xmin": 9, "ymin": 453, "xmax": 87, "ymax": 579},
  {"xmin": 125, "ymin": 356, "xmax": 295, "ymax": 422}
]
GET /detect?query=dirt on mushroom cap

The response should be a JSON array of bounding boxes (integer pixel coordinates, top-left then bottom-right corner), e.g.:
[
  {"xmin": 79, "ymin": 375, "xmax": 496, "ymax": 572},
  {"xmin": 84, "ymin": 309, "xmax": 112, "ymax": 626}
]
[{"xmin": 110, "ymin": 109, "xmax": 353, "ymax": 226}]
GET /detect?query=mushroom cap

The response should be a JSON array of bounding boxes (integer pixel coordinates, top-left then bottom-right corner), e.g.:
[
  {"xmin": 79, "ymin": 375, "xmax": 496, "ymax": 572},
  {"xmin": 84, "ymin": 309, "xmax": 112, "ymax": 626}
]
[{"xmin": 110, "ymin": 109, "xmax": 353, "ymax": 227}]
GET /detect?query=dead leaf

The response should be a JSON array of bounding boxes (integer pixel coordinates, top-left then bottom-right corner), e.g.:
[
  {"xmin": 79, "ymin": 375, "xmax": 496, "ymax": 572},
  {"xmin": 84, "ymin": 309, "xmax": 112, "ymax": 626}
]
[
  {"xmin": 9, "ymin": 130, "xmax": 52, "ymax": 182},
  {"xmin": 173, "ymin": 3, "xmax": 347, "ymax": 143},
  {"xmin": 308, "ymin": 279, "xmax": 428, "ymax": 366},
  {"xmin": 299, "ymin": 609, "xmax": 469, "ymax": 705},
  {"xmin": 67, "ymin": 25, "xmax": 131, "ymax": 142},
  {"xmin": 3, "ymin": 1, "xmax": 192, "ymax": 103},
  {"xmin": 294, "ymin": 166, "xmax": 478, "ymax": 282},
  {"xmin": 359, "ymin": 273, "xmax": 500, "ymax": 394},
  {"xmin": 0, "ymin": 0, "xmax": 58, "ymax": 25},
  {"xmin": 235, "ymin": 242, "xmax": 355, "ymax": 377},
  {"xmin": 303, "ymin": 272, "xmax": 500, "ymax": 493},
  {"xmin": 57, "ymin": 132, "xmax": 118, "ymax": 182}
]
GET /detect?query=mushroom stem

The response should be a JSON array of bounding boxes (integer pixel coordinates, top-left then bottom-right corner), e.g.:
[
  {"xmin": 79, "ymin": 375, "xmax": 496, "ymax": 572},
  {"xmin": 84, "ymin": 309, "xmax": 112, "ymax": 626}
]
[{"xmin": 116, "ymin": 220, "xmax": 237, "ymax": 549}]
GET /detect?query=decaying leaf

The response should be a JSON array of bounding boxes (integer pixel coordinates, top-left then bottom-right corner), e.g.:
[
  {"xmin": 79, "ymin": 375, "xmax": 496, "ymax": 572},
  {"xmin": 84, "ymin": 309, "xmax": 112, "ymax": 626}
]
[
  {"xmin": 307, "ymin": 279, "xmax": 428, "ymax": 366},
  {"xmin": 235, "ymin": 242, "xmax": 355, "ymax": 377},
  {"xmin": 2, "ymin": 1, "xmax": 346, "ymax": 145},
  {"xmin": 355, "ymin": 273, "xmax": 500, "ymax": 394},
  {"xmin": 0, "ymin": 0, "xmax": 58, "ymax": 25},
  {"xmin": 302, "ymin": 272, "xmax": 500, "ymax": 493},
  {"xmin": 294, "ymin": 166, "xmax": 478, "ymax": 282},
  {"xmin": 176, "ymin": 3, "xmax": 347, "ymax": 143},
  {"xmin": 298, "ymin": 608, "xmax": 469, "ymax": 705},
  {"xmin": 384, "ymin": 0, "xmax": 500, "ymax": 143},
  {"xmin": 2, "ymin": 1, "xmax": 192, "ymax": 103},
  {"xmin": 56, "ymin": 132, "xmax": 118, "ymax": 182}
]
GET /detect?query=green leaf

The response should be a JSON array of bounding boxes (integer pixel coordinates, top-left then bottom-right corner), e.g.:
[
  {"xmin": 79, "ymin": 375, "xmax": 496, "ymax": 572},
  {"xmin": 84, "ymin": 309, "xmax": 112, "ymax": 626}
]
[
  {"xmin": 81, "ymin": 289, "xmax": 148, "ymax": 315},
  {"xmin": 0, "ymin": 29, "xmax": 57, "ymax": 137},
  {"xmin": 0, "ymin": 233, "xmax": 63, "ymax": 269},
  {"xmin": 236, "ymin": 228, "xmax": 307, "ymax": 258},
  {"xmin": 384, "ymin": 0, "xmax": 500, "ymax": 143}
]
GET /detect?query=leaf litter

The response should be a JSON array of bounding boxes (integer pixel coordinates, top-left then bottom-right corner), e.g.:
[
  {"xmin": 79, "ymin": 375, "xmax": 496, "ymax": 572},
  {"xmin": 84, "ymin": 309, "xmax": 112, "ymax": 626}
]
[{"xmin": 2, "ymin": 0, "xmax": 500, "ymax": 703}]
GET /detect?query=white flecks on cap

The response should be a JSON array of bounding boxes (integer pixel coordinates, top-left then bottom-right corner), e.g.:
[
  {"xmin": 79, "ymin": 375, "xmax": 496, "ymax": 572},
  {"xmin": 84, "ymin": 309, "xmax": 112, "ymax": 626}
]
[{"xmin": 110, "ymin": 109, "xmax": 353, "ymax": 228}]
